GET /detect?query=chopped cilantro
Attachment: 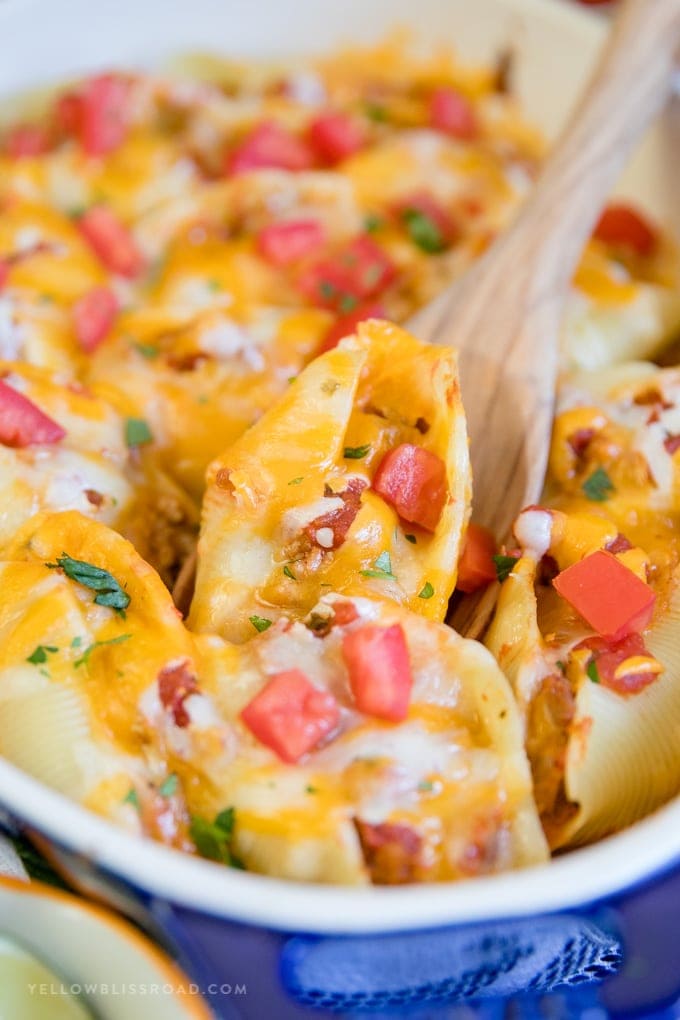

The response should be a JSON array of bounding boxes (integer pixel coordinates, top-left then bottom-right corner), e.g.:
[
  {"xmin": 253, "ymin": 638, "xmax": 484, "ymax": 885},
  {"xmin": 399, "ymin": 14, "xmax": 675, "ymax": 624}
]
[
  {"xmin": 582, "ymin": 467, "xmax": 615, "ymax": 502},
  {"xmin": 556, "ymin": 660, "xmax": 567, "ymax": 675},
  {"xmin": 288, "ymin": 476, "xmax": 304, "ymax": 486},
  {"xmin": 133, "ymin": 342, "xmax": 159, "ymax": 359},
  {"xmin": 249, "ymin": 615, "xmax": 273, "ymax": 633},
  {"xmin": 159, "ymin": 774, "xmax": 178, "ymax": 798},
  {"xmin": 344, "ymin": 443, "xmax": 371, "ymax": 459},
  {"xmin": 587, "ymin": 660, "xmax": 600, "ymax": 684},
  {"xmin": 123, "ymin": 787, "xmax": 140, "ymax": 810},
  {"xmin": 207, "ymin": 279, "xmax": 222, "ymax": 292},
  {"xmin": 364, "ymin": 213, "xmax": 384, "ymax": 233},
  {"xmin": 283, "ymin": 565, "xmax": 297, "ymax": 581},
  {"xmin": 318, "ymin": 280, "xmax": 336, "ymax": 300},
  {"xmin": 305, "ymin": 785, "xmax": 318, "ymax": 794},
  {"xmin": 71, "ymin": 636, "xmax": 83, "ymax": 648},
  {"xmin": 418, "ymin": 780, "xmax": 434, "ymax": 792},
  {"xmin": 47, "ymin": 554, "xmax": 130, "ymax": 615},
  {"xmin": 26, "ymin": 645, "xmax": 58, "ymax": 666},
  {"xmin": 402, "ymin": 209, "xmax": 446, "ymax": 254},
  {"xmin": 418, "ymin": 581, "xmax": 435, "ymax": 599},
  {"xmin": 493, "ymin": 554, "xmax": 519, "ymax": 583},
  {"xmin": 339, "ymin": 293, "xmax": 358, "ymax": 314},
  {"xmin": 74, "ymin": 633, "xmax": 132, "ymax": 668},
  {"xmin": 190, "ymin": 808, "xmax": 243, "ymax": 868},
  {"xmin": 404, "ymin": 533, "xmax": 417, "ymax": 544},
  {"xmin": 365, "ymin": 102, "xmax": 388, "ymax": 122},
  {"xmin": 360, "ymin": 550, "xmax": 396, "ymax": 580},
  {"xmin": 125, "ymin": 417, "xmax": 153, "ymax": 448}
]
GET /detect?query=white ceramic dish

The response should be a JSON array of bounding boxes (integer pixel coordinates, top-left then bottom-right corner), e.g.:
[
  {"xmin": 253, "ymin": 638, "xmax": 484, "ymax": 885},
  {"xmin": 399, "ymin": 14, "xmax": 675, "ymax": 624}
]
[{"xmin": 0, "ymin": 1, "xmax": 678, "ymax": 1017}]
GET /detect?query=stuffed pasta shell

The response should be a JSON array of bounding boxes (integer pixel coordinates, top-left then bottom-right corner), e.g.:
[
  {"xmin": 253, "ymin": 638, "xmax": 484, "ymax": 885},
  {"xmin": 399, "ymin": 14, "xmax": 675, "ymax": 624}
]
[
  {"xmin": 190, "ymin": 319, "xmax": 471, "ymax": 642},
  {"xmin": 0, "ymin": 360, "xmax": 197, "ymax": 586},
  {"xmin": 486, "ymin": 361, "xmax": 680, "ymax": 849},
  {"xmin": 0, "ymin": 511, "xmax": 204, "ymax": 849},
  {"xmin": 189, "ymin": 594, "xmax": 547, "ymax": 883}
]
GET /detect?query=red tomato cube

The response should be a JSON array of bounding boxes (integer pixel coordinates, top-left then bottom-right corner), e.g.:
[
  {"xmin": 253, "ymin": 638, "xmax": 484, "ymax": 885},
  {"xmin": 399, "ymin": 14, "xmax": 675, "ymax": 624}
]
[
  {"xmin": 240, "ymin": 669, "xmax": 339, "ymax": 763},
  {"xmin": 593, "ymin": 203, "xmax": 657, "ymax": 257},
  {"xmin": 0, "ymin": 261, "xmax": 8, "ymax": 292},
  {"xmin": 308, "ymin": 112, "xmax": 366, "ymax": 164},
  {"xmin": 457, "ymin": 522, "xmax": 497, "ymax": 593},
  {"xmin": 256, "ymin": 219, "xmax": 326, "ymax": 266},
  {"xmin": 373, "ymin": 443, "xmax": 448, "ymax": 533},
  {"xmin": 553, "ymin": 550, "xmax": 656, "ymax": 641},
  {"xmin": 79, "ymin": 74, "xmax": 130, "ymax": 157},
  {"xmin": 5, "ymin": 124, "xmax": 50, "ymax": 158},
  {"xmin": 298, "ymin": 235, "xmax": 396, "ymax": 310},
  {"xmin": 78, "ymin": 206, "xmax": 145, "ymax": 279},
  {"xmin": 0, "ymin": 380, "xmax": 66, "ymax": 447},
  {"xmin": 227, "ymin": 121, "xmax": 314, "ymax": 175},
  {"xmin": 320, "ymin": 302, "xmax": 385, "ymax": 353},
  {"xmin": 73, "ymin": 286, "xmax": 119, "ymax": 353},
  {"xmin": 429, "ymin": 87, "xmax": 478, "ymax": 140},
  {"xmin": 342, "ymin": 624, "xmax": 413, "ymax": 722}
]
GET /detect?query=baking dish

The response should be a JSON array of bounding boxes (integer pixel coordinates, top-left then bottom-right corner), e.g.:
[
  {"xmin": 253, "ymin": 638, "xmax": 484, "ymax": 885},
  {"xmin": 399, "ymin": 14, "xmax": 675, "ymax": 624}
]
[{"xmin": 0, "ymin": 0, "xmax": 679, "ymax": 1016}]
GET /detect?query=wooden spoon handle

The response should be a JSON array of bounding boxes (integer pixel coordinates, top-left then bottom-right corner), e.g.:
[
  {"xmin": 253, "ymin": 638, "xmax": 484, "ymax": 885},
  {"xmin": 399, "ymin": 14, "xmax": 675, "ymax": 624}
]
[{"xmin": 520, "ymin": 0, "xmax": 680, "ymax": 293}]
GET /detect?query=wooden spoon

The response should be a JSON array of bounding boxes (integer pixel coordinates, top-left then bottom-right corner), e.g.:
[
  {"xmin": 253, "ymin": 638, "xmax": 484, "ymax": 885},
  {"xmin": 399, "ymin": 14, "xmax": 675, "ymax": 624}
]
[{"xmin": 406, "ymin": 0, "xmax": 680, "ymax": 636}]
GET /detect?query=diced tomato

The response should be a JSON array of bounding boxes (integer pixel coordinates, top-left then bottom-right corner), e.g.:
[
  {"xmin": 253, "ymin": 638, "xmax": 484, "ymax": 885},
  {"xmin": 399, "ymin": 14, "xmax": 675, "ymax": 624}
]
[
  {"xmin": 320, "ymin": 301, "xmax": 385, "ymax": 353},
  {"xmin": 0, "ymin": 380, "xmax": 66, "ymax": 447},
  {"xmin": 373, "ymin": 443, "xmax": 448, "ymax": 533},
  {"xmin": 575, "ymin": 633, "xmax": 660, "ymax": 695},
  {"xmin": 158, "ymin": 661, "xmax": 199, "ymax": 728},
  {"xmin": 429, "ymin": 87, "xmax": 478, "ymax": 140},
  {"xmin": 54, "ymin": 92, "xmax": 82, "ymax": 135},
  {"xmin": 664, "ymin": 434, "xmax": 680, "ymax": 456},
  {"xmin": 308, "ymin": 112, "xmax": 365, "ymax": 164},
  {"xmin": 457, "ymin": 522, "xmax": 497, "ymax": 593},
  {"xmin": 240, "ymin": 669, "xmax": 339, "ymax": 763},
  {"xmin": 593, "ymin": 203, "xmax": 657, "ymax": 257},
  {"xmin": 306, "ymin": 477, "xmax": 367, "ymax": 549},
  {"xmin": 553, "ymin": 549, "xmax": 656, "ymax": 641},
  {"xmin": 256, "ymin": 219, "xmax": 326, "ymax": 266},
  {"xmin": 5, "ymin": 124, "xmax": 50, "ymax": 158},
  {"xmin": 73, "ymin": 286, "xmax": 119, "ymax": 352},
  {"xmin": 298, "ymin": 235, "xmax": 396, "ymax": 310},
  {"xmin": 78, "ymin": 206, "xmax": 145, "ymax": 278},
  {"xmin": 227, "ymin": 121, "xmax": 314, "ymax": 175},
  {"xmin": 0, "ymin": 260, "xmax": 8, "ymax": 292},
  {"xmin": 343, "ymin": 623, "xmax": 413, "ymax": 722},
  {"xmin": 53, "ymin": 74, "xmax": 129, "ymax": 156},
  {"xmin": 79, "ymin": 74, "xmax": 129, "ymax": 157},
  {"xmin": 393, "ymin": 191, "xmax": 458, "ymax": 247}
]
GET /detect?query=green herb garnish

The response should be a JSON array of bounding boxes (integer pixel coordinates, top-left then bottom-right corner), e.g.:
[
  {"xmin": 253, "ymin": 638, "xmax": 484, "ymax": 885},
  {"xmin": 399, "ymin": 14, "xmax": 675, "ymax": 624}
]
[
  {"xmin": 418, "ymin": 581, "xmax": 434, "ymax": 599},
  {"xmin": 159, "ymin": 774, "xmax": 178, "ymax": 798},
  {"xmin": 288, "ymin": 476, "xmax": 304, "ymax": 486},
  {"xmin": 339, "ymin": 293, "xmax": 358, "ymax": 314},
  {"xmin": 404, "ymin": 533, "xmax": 417, "ymax": 544},
  {"xmin": 364, "ymin": 213, "xmax": 384, "ymax": 234},
  {"xmin": 74, "ymin": 633, "xmax": 132, "ymax": 668},
  {"xmin": 48, "ymin": 554, "xmax": 130, "ymax": 615},
  {"xmin": 249, "ymin": 615, "xmax": 273, "ymax": 633},
  {"xmin": 586, "ymin": 660, "xmax": 600, "ymax": 684},
  {"xmin": 360, "ymin": 550, "xmax": 396, "ymax": 580},
  {"xmin": 283, "ymin": 565, "xmax": 297, "ymax": 581},
  {"xmin": 403, "ymin": 209, "xmax": 446, "ymax": 254},
  {"xmin": 190, "ymin": 808, "xmax": 243, "ymax": 868},
  {"xmin": 365, "ymin": 103, "xmax": 388, "ymax": 122},
  {"xmin": 344, "ymin": 444, "xmax": 371, "ymax": 460},
  {"xmin": 133, "ymin": 342, "xmax": 159, "ymax": 359},
  {"xmin": 26, "ymin": 645, "xmax": 58, "ymax": 666},
  {"xmin": 123, "ymin": 787, "xmax": 140, "ymax": 809},
  {"xmin": 305, "ymin": 785, "xmax": 318, "ymax": 794},
  {"xmin": 493, "ymin": 554, "xmax": 519, "ymax": 583},
  {"xmin": 582, "ymin": 467, "xmax": 615, "ymax": 502},
  {"xmin": 125, "ymin": 417, "xmax": 153, "ymax": 448}
]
